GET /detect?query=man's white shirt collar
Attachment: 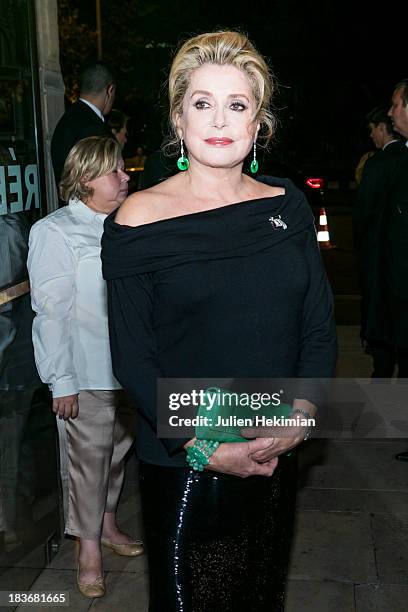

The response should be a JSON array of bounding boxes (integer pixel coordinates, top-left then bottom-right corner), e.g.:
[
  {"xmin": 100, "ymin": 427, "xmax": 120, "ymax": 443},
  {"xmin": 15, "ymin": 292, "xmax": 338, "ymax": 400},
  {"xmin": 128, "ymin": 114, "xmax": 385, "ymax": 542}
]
[{"xmin": 79, "ymin": 98, "xmax": 104, "ymax": 122}]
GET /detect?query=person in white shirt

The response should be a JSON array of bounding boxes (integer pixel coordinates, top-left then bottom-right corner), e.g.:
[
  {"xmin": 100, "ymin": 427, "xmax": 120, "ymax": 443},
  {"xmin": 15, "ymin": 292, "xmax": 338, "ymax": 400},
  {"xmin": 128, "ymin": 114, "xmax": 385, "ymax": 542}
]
[{"xmin": 27, "ymin": 136, "xmax": 143, "ymax": 599}]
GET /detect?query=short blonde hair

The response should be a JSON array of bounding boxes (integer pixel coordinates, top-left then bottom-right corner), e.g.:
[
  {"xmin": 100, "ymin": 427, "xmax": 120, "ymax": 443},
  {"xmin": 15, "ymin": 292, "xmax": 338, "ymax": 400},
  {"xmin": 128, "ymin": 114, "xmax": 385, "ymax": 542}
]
[
  {"xmin": 167, "ymin": 30, "xmax": 276, "ymax": 151},
  {"xmin": 59, "ymin": 135, "xmax": 121, "ymax": 202}
]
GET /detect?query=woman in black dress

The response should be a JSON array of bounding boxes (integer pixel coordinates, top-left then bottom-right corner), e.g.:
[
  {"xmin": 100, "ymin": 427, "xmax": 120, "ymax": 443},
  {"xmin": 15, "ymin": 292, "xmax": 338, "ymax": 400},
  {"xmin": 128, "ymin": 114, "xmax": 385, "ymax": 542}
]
[{"xmin": 102, "ymin": 31, "xmax": 337, "ymax": 611}]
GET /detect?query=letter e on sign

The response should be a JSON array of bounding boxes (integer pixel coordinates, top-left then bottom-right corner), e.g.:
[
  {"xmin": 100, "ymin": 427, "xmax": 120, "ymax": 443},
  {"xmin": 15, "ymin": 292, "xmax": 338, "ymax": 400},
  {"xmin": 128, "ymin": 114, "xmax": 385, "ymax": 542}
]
[
  {"xmin": 25, "ymin": 165, "xmax": 39, "ymax": 210},
  {"xmin": 8, "ymin": 165, "xmax": 23, "ymax": 213}
]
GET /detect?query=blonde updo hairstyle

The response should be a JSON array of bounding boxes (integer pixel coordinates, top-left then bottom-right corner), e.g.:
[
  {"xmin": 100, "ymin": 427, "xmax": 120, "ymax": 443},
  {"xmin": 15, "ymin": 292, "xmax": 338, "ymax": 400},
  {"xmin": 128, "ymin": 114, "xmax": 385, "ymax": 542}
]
[
  {"xmin": 167, "ymin": 30, "xmax": 276, "ymax": 153},
  {"xmin": 59, "ymin": 135, "xmax": 121, "ymax": 203}
]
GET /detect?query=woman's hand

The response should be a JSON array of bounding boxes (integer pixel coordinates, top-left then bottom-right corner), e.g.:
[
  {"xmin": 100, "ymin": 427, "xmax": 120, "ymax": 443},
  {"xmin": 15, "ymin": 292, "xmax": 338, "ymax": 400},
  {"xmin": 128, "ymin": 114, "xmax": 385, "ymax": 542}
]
[
  {"xmin": 206, "ymin": 438, "xmax": 279, "ymax": 478},
  {"xmin": 52, "ymin": 394, "xmax": 79, "ymax": 420},
  {"xmin": 241, "ymin": 399, "xmax": 316, "ymax": 463},
  {"xmin": 245, "ymin": 429, "xmax": 306, "ymax": 463}
]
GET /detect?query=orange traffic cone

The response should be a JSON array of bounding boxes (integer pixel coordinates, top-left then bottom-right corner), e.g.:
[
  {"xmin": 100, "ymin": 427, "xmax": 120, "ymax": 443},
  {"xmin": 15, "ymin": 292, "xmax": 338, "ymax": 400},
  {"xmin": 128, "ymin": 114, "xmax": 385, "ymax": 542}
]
[{"xmin": 317, "ymin": 207, "xmax": 335, "ymax": 249}]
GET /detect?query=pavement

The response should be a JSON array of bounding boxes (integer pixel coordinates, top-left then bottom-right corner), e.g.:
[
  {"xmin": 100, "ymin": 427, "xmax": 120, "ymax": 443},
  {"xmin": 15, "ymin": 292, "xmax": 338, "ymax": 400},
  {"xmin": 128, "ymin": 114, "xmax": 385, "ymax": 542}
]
[{"xmin": 2, "ymin": 325, "xmax": 408, "ymax": 611}]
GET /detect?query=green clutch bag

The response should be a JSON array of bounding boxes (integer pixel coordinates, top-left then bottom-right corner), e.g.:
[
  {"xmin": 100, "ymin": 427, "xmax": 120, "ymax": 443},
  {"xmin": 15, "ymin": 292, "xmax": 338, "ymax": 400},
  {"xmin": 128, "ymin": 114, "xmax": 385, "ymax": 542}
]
[{"xmin": 196, "ymin": 386, "xmax": 293, "ymax": 442}]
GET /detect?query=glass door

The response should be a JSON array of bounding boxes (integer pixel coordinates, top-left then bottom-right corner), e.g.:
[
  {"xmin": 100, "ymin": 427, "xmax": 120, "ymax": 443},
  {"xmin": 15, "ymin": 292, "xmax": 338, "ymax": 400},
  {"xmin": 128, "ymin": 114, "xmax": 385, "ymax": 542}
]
[{"xmin": 0, "ymin": 0, "xmax": 62, "ymax": 591}]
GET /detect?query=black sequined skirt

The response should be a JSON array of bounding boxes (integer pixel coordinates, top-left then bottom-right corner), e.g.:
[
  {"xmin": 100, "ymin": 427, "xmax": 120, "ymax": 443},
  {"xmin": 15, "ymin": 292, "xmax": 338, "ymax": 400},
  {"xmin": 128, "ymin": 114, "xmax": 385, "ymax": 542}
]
[{"xmin": 139, "ymin": 454, "xmax": 297, "ymax": 612}]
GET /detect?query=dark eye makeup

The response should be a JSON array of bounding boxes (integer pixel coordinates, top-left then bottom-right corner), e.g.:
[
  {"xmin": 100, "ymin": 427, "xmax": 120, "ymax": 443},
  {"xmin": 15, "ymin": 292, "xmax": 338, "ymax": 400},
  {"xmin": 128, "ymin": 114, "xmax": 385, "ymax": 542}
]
[{"xmin": 193, "ymin": 98, "xmax": 248, "ymax": 111}]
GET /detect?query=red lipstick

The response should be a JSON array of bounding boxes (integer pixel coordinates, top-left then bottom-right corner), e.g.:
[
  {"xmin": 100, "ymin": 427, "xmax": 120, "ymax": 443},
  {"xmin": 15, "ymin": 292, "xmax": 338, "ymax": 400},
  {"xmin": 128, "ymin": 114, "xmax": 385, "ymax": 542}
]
[{"xmin": 204, "ymin": 137, "xmax": 233, "ymax": 146}]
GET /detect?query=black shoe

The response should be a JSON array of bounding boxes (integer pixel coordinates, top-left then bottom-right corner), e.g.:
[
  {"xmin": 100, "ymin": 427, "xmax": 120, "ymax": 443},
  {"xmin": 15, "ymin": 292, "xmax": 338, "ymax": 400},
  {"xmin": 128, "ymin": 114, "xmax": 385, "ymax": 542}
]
[{"xmin": 395, "ymin": 450, "xmax": 408, "ymax": 462}]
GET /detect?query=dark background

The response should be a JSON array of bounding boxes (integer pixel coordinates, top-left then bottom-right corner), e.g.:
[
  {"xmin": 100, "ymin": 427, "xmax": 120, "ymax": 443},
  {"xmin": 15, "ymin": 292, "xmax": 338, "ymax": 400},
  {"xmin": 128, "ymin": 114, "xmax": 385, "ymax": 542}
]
[{"xmin": 57, "ymin": 0, "xmax": 406, "ymax": 181}]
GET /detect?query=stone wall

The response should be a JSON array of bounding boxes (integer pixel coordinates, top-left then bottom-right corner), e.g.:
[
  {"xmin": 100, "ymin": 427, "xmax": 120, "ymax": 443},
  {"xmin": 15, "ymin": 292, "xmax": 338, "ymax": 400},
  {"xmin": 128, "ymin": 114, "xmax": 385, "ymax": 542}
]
[{"xmin": 34, "ymin": 0, "xmax": 64, "ymax": 213}]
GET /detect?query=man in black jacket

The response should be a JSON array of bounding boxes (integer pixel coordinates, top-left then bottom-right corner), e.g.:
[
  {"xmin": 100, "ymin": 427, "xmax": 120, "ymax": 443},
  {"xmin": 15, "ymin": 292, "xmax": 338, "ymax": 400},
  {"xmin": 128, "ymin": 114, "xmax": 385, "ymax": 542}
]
[
  {"xmin": 51, "ymin": 62, "xmax": 116, "ymax": 194},
  {"xmin": 387, "ymin": 80, "xmax": 408, "ymax": 461},
  {"xmin": 353, "ymin": 107, "xmax": 407, "ymax": 378}
]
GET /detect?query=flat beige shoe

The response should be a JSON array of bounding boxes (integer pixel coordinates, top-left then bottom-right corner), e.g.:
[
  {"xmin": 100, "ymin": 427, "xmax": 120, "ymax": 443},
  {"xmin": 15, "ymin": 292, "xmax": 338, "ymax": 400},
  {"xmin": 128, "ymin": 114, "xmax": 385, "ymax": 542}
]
[
  {"xmin": 101, "ymin": 537, "xmax": 144, "ymax": 557},
  {"xmin": 77, "ymin": 566, "xmax": 105, "ymax": 598}
]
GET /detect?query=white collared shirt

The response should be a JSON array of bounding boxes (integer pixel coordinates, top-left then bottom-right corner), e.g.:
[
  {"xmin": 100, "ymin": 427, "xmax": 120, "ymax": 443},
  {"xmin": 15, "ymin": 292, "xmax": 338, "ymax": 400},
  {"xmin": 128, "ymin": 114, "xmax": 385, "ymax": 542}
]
[
  {"xmin": 79, "ymin": 98, "xmax": 105, "ymax": 122},
  {"xmin": 28, "ymin": 198, "xmax": 120, "ymax": 397}
]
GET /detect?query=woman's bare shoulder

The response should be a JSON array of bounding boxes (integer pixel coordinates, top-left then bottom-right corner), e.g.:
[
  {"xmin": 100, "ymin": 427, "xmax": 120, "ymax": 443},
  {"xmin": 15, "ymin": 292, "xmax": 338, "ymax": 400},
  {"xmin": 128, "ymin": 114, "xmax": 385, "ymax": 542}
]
[
  {"xmin": 114, "ymin": 191, "xmax": 160, "ymax": 227},
  {"xmin": 114, "ymin": 178, "xmax": 177, "ymax": 227}
]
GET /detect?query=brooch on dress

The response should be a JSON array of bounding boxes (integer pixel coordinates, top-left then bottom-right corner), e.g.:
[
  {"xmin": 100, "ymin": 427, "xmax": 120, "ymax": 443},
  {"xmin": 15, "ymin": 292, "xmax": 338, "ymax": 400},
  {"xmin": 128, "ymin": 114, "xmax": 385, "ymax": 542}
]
[{"xmin": 269, "ymin": 215, "xmax": 288, "ymax": 230}]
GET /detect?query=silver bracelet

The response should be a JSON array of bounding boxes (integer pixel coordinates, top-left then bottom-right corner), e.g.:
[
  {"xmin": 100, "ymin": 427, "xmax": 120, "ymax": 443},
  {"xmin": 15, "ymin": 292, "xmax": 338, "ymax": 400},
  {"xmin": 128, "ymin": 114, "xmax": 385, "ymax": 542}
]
[
  {"xmin": 290, "ymin": 408, "xmax": 313, "ymax": 441},
  {"xmin": 291, "ymin": 407, "xmax": 312, "ymax": 419}
]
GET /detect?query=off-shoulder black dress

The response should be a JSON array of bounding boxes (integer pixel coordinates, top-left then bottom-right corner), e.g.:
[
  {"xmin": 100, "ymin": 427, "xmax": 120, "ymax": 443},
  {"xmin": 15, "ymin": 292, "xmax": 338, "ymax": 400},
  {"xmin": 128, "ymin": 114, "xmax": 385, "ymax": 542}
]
[{"xmin": 102, "ymin": 176, "xmax": 337, "ymax": 611}]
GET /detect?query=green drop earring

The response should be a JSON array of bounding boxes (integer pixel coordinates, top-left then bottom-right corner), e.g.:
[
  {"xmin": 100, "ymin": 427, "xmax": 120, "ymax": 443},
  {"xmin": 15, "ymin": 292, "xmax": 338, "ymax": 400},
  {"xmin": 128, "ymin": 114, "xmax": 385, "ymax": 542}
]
[
  {"xmin": 177, "ymin": 137, "xmax": 189, "ymax": 171},
  {"xmin": 250, "ymin": 140, "xmax": 259, "ymax": 174}
]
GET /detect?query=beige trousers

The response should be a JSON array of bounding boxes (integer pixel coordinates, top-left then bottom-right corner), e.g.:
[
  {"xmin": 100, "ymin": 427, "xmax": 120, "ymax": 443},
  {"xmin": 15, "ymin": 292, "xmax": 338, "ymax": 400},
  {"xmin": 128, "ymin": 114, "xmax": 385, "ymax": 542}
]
[{"xmin": 56, "ymin": 390, "xmax": 135, "ymax": 540}]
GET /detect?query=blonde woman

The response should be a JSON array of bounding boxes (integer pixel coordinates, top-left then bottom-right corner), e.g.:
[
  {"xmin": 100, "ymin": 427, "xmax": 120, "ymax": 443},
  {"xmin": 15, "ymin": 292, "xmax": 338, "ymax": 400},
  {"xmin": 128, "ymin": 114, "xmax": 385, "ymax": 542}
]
[
  {"xmin": 28, "ymin": 137, "xmax": 143, "ymax": 599},
  {"xmin": 102, "ymin": 32, "xmax": 337, "ymax": 610}
]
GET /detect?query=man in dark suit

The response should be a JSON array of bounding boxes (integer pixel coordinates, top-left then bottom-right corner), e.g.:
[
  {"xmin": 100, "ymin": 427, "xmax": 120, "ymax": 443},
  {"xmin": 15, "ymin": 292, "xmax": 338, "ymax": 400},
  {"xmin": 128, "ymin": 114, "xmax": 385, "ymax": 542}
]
[
  {"xmin": 387, "ymin": 80, "xmax": 408, "ymax": 461},
  {"xmin": 353, "ymin": 107, "xmax": 407, "ymax": 379},
  {"xmin": 51, "ymin": 61, "xmax": 116, "ymax": 193},
  {"xmin": 353, "ymin": 108, "xmax": 408, "ymax": 378}
]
